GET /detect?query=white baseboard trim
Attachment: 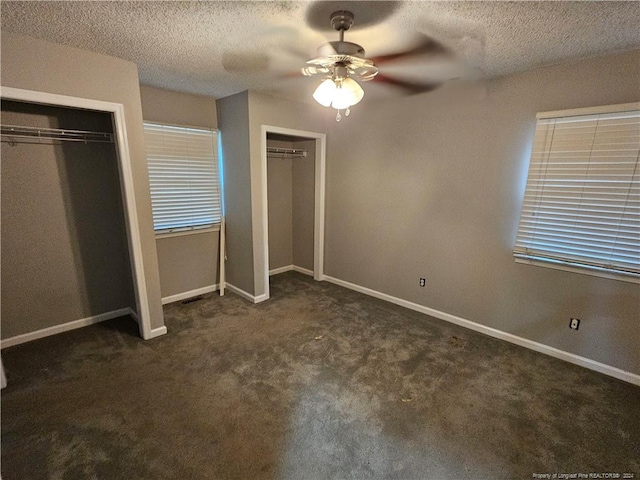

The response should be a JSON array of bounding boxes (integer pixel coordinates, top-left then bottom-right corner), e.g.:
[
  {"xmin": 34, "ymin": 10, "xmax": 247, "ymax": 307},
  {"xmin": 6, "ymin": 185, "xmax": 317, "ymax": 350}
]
[
  {"xmin": 208, "ymin": 282, "xmax": 268, "ymax": 304},
  {"xmin": 144, "ymin": 325, "xmax": 168, "ymax": 340},
  {"xmin": 254, "ymin": 293, "xmax": 269, "ymax": 303},
  {"xmin": 1, "ymin": 308, "xmax": 133, "ymax": 349},
  {"xmin": 269, "ymin": 265, "xmax": 314, "ymax": 277},
  {"xmin": 226, "ymin": 283, "xmax": 259, "ymax": 303},
  {"xmin": 1, "ymin": 359, "xmax": 7, "ymax": 389},
  {"xmin": 293, "ymin": 265, "xmax": 314, "ymax": 276},
  {"xmin": 127, "ymin": 308, "xmax": 167, "ymax": 340},
  {"xmin": 128, "ymin": 308, "xmax": 140, "ymax": 323},
  {"xmin": 323, "ymin": 275, "xmax": 640, "ymax": 386},
  {"xmin": 161, "ymin": 284, "xmax": 219, "ymax": 305},
  {"xmin": 269, "ymin": 265, "xmax": 293, "ymax": 276}
]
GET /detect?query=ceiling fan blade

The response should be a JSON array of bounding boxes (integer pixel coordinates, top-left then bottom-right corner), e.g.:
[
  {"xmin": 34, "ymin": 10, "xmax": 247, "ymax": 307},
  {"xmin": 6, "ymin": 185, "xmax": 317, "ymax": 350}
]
[
  {"xmin": 222, "ymin": 51, "xmax": 271, "ymax": 74},
  {"xmin": 372, "ymin": 73, "xmax": 442, "ymax": 95},
  {"xmin": 279, "ymin": 43, "xmax": 317, "ymax": 62},
  {"xmin": 222, "ymin": 23, "xmax": 328, "ymax": 76},
  {"xmin": 277, "ymin": 64, "xmax": 332, "ymax": 81},
  {"xmin": 371, "ymin": 35, "xmax": 449, "ymax": 65}
]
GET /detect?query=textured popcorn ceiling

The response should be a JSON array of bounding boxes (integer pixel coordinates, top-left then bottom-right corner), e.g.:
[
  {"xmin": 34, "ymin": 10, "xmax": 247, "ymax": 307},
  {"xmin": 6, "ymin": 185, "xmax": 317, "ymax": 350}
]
[{"xmin": 2, "ymin": 1, "xmax": 639, "ymax": 100}]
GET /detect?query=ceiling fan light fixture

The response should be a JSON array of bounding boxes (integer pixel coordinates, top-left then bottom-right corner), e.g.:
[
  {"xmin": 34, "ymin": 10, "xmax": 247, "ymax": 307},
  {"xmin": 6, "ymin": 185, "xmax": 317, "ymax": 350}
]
[
  {"xmin": 312, "ymin": 78, "xmax": 337, "ymax": 107},
  {"xmin": 305, "ymin": 10, "xmax": 371, "ymax": 121},
  {"xmin": 312, "ymin": 76, "xmax": 364, "ymax": 117},
  {"xmin": 331, "ymin": 77, "xmax": 364, "ymax": 109}
]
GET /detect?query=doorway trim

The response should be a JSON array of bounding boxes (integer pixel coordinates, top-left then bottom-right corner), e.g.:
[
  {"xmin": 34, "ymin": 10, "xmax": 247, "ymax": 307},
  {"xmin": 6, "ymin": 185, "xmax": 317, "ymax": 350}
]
[
  {"xmin": 258, "ymin": 125, "xmax": 326, "ymax": 301},
  {"xmin": 0, "ymin": 86, "xmax": 155, "ymax": 340}
]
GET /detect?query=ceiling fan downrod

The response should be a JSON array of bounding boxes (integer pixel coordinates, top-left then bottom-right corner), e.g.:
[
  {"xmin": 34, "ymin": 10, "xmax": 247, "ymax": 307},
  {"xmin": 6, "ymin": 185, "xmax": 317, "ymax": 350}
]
[
  {"xmin": 332, "ymin": 11, "xmax": 355, "ymax": 121},
  {"xmin": 308, "ymin": 10, "xmax": 369, "ymax": 121},
  {"xmin": 330, "ymin": 11, "xmax": 354, "ymax": 42}
]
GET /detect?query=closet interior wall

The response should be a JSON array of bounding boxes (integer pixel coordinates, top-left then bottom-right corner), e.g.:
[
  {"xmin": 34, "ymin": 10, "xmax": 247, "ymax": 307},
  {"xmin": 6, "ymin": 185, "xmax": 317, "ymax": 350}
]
[
  {"xmin": 1, "ymin": 100, "xmax": 136, "ymax": 340},
  {"xmin": 266, "ymin": 134, "xmax": 315, "ymax": 275}
]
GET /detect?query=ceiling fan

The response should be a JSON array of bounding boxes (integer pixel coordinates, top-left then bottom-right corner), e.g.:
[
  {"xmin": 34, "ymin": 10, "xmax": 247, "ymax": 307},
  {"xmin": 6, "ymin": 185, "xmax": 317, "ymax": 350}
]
[{"xmin": 300, "ymin": 10, "xmax": 455, "ymax": 121}]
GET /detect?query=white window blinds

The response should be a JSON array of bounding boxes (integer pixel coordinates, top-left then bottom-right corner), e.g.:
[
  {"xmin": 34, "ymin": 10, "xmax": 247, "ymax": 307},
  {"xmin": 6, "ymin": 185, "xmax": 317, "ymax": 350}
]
[
  {"xmin": 514, "ymin": 103, "xmax": 639, "ymax": 282},
  {"xmin": 143, "ymin": 123, "xmax": 221, "ymax": 232}
]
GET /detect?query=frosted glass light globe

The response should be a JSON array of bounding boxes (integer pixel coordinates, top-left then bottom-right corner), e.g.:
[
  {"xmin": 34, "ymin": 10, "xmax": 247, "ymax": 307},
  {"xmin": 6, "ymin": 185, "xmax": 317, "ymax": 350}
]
[
  {"xmin": 331, "ymin": 78, "xmax": 364, "ymax": 109},
  {"xmin": 312, "ymin": 79, "xmax": 337, "ymax": 107}
]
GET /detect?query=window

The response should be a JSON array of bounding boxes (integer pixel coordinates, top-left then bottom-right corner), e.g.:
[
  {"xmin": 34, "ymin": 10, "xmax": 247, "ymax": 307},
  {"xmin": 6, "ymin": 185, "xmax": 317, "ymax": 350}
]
[
  {"xmin": 143, "ymin": 123, "xmax": 222, "ymax": 234},
  {"xmin": 514, "ymin": 103, "xmax": 639, "ymax": 283}
]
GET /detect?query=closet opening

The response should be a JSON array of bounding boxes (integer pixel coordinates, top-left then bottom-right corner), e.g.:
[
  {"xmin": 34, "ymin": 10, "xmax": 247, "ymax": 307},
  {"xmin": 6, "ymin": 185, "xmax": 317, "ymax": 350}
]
[
  {"xmin": 259, "ymin": 126, "xmax": 326, "ymax": 301},
  {"xmin": 0, "ymin": 88, "xmax": 154, "ymax": 346}
]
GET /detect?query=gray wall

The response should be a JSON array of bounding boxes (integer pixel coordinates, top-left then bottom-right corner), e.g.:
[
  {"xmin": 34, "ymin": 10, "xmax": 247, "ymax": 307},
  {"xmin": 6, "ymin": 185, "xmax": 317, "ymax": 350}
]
[
  {"xmin": 139, "ymin": 85, "xmax": 220, "ymax": 299},
  {"xmin": 1, "ymin": 32, "xmax": 165, "ymax": 332},
  {"xmin": 324, "ymin": 50, "xmax": 640, "ymax": 374},
  {"xmin": 1, "ymin": 102, "xmax": 135, "ymax": 339},
  {"xmin": 292, "ymin": 138, "xmax": 315, "ymax": 272},
  {"xmin": 154, "ymin": 231, "xmax": 220, "ymax": 298},
  {"xmin": 140, "ymin": 85, "xmax": 217, "ymax": 128},
  {"xmin": 216, "ymin": 91, "xmax": 254, "ymax": 294},
  {"xmin": 267, "ymin": 138, "xmax": 294, "ymax": 270}
]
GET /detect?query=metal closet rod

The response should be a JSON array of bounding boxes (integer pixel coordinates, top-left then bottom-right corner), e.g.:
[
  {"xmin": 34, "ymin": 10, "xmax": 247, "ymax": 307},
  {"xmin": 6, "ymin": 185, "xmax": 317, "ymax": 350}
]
[
  {"xmin": 266, "ymin": 146, "xmax": 308, "ymax": 158},
  {"xmin": 0, "ymin": 124, "xmax": 114, "ymax": 144}
]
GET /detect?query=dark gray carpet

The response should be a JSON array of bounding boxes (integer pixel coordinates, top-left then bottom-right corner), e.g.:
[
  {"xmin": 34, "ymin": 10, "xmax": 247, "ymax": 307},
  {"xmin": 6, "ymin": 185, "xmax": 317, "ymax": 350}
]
[{"xmin": 2, "ymin": 272, "xmax": 638, "ymax": 479}]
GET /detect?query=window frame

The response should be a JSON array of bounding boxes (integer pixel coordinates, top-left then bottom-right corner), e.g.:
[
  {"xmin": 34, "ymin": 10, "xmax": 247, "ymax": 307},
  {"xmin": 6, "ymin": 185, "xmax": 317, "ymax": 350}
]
[{"xmin": 514, "ymin": 102, "xmax": 640, "ymax": 284}]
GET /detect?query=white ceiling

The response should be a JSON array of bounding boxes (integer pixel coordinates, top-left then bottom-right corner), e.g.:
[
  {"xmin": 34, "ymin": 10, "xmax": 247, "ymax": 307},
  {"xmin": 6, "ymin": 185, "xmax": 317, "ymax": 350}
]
[{"xmin": 2, "ymin": 1, "xmax": 639, "ymax": 102}]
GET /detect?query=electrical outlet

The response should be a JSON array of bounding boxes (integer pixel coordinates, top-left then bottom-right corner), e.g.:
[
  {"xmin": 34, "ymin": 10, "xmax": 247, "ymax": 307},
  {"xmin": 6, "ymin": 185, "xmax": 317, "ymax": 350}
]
[
  {"xmin": 419, "ymin": 278, "xmax": 426, "ymax": 287},
  {"xmin": 569, "ymin": 318, "xmax": 580, "ymax": 330}
]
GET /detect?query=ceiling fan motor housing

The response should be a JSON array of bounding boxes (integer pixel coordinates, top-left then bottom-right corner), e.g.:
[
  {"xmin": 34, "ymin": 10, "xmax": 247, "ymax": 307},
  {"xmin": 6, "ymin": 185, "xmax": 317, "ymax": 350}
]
[
  {"xmin": 330, "ymin": 11, "xmax": 355, "ymax": 32},
  {"xmin": 303, "ymin": 10, "xmax": 378, "ymax": 84},
  {"xmin": 317, "ymin": 41, "xmax": 366, "ymax": 59}
]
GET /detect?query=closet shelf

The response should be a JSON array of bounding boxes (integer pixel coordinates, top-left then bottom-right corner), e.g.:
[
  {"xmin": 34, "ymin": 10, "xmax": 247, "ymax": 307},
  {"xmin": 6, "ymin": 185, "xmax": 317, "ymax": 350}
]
[
  {"xmin": 266, "ymin": 146, "xmax": 307, "ymax": 158},
  {"xmin": 1, "ymin": 124, "xmax": 114, "ymax": 145}
]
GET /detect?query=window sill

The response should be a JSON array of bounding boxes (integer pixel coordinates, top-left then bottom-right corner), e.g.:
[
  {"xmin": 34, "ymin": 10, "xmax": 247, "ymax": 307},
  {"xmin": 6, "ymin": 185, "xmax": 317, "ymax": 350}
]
[
  {"xmin": 155, "ymin": 224, "xmax": 220, "ymax": 240},
  {"xmin": 514, "ymin": 254, "xmax": 639, "ymax": 285}
]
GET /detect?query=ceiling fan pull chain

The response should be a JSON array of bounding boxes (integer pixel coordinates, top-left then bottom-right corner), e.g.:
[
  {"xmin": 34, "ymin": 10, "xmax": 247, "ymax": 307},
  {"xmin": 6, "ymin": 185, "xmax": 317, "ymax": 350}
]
[
  {"xmin": 336, "ymin": 110, "xmax": 342, "ymax": 122},
  {"xmin": 345, "ymin": 108, "xmax": 350, "ymax": 117}
]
